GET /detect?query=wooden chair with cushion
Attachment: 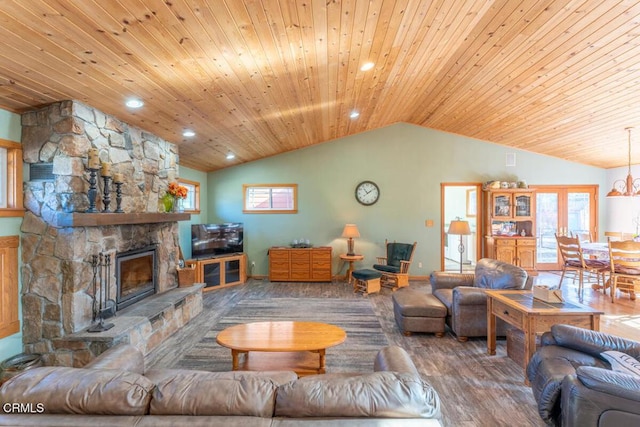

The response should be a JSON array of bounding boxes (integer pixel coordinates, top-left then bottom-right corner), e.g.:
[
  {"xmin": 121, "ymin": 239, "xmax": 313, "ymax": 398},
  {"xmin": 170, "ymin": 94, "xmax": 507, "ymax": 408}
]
[
  {"xmin": 608, "ymin": 240, "xmax": 640, "ymax": 302},
  {"xmin": 373, "ymin": 240, "xmax": 417, "ymax": 290},
  {"xmin": 556, "ymin": 234, "xmax": 608, "ymax": 297},
  {"xmin": 571, "ymin": 230, "xmax": 593, "ymax": 244},
  {"xmin": 605, "ymin": 231, "xmax": 635, "ymax": 242}
]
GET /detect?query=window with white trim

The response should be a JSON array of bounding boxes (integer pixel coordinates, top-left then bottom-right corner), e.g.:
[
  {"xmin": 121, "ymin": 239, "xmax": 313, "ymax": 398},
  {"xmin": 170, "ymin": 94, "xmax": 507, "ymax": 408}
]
[
  {"xmin": 243, "ymin": 184, "xmax": 298, "ymax": 214},
  {"xmin": 178, "ymin": 178, "xmax": 200, "ymax": 213}
]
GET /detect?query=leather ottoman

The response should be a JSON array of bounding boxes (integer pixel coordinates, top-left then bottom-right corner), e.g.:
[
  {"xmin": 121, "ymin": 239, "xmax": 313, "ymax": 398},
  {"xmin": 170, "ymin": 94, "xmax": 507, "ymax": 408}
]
[{"xmin": 392, "ymin": 288, "xmax": 446, "ymax": 337}]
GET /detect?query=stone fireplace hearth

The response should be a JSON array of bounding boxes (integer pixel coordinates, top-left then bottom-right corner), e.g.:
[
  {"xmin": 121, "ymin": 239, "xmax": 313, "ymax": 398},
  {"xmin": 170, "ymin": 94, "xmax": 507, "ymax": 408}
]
[{"xmin": 19, "ymin": 100, "xmax": 202, "ymax": 367}]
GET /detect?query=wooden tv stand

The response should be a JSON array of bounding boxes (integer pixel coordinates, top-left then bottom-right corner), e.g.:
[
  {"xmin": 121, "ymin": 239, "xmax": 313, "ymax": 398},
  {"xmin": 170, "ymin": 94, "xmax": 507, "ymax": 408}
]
[{"xmin": 186, "ymin": 253, "xmax": 247, "ymax": 291}]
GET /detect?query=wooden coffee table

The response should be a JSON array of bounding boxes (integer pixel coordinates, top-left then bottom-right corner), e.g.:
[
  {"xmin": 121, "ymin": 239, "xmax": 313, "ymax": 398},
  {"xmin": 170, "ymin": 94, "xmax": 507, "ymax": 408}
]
[
  {"xmin": 486, "ymin": 289, "xmax": 603, "ymax": 381},
  {"xmin": 216, "ymin": 321, "xmax": 347, "ymax": 376}
]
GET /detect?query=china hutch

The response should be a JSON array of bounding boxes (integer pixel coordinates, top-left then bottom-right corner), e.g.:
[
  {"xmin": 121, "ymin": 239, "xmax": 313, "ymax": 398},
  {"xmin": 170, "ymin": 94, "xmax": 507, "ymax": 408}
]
[{"xmin": 483, "ymin": 188, "xmax": 537, "ymax": 274}]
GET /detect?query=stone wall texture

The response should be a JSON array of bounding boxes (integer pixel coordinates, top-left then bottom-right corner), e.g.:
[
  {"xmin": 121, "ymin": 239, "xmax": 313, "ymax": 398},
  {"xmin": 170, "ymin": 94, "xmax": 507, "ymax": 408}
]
[{"xmin": 20, "ymin": 100, "xmax": 185, "ymax": 365}]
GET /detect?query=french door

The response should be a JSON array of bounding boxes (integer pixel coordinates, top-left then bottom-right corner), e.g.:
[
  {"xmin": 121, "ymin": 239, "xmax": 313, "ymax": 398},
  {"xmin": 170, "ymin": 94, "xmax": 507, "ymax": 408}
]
[{"xmin": 533, "ymin": 185, "xmax": 598, "ymax": 270}]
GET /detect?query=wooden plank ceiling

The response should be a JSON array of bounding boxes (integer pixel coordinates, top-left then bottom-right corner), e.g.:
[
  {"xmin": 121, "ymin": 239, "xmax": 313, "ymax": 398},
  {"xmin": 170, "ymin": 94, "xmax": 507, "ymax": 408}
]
[{"xmin": 1, "ymin": 0, "xmax": 640, "ymax": 172}]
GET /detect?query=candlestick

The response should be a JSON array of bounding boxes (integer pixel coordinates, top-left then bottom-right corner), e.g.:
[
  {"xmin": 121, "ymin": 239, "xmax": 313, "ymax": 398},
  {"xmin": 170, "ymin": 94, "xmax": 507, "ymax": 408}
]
[
  {"xmin": 100, "ymin": 161, "xmax": 111, "ymax": 177},
  {"xmin": 102, "ymin": 175, "xmax": 112, "ymax": 213},
  {"xmin": 85, "ymin": 167, "xmax": 99, "ymax": 213},
  {"xmin": 114, "ymin": 181, "xmax": 124, "ymax": 213},
  {"xmin": 113, "ymin": 172, "xmax": 124, "ymax": 183},
  {"xmin": 88, "ymin": 148, "xmax": 100, "ymax": 169}
]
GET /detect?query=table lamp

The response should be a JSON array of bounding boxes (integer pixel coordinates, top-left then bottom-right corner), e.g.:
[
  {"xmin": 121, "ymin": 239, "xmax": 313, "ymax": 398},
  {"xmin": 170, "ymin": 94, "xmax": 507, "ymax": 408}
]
[
  {"xmin": 342, "ymin": 224, "xmax": 361, "ymax": 256},
  {"xmin": 447, "ymin": 219, "xmax": 471, "ymax": 273}
]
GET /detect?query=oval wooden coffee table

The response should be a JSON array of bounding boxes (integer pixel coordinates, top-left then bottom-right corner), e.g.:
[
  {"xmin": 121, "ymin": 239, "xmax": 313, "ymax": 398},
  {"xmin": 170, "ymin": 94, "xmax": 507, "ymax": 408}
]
[{"xmin": 216, "ymin": 321, "xmax": 346, "ymax": 376}]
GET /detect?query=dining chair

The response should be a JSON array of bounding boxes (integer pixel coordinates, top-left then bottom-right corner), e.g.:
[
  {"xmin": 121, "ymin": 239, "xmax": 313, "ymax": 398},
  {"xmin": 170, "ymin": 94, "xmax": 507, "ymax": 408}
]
[
  {"xmin": 605, "ymin": 231, "xmax": 635, "ymax": 242},
  {"xmin": 571, "ymin": 231, "xmax": 593, "ymax": 244},
  {"xmin": 556, "ymin": 234, "xmax": 609, "ymax": 297},
  {"xmin": 608, "ymin": 240, "xmax": 640, "ymax": 302}
]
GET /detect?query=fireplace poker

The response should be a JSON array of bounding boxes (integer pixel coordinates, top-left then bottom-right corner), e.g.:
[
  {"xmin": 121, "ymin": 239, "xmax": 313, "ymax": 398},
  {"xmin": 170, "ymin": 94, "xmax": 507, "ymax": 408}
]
[
  {"xmin": 88, "ymin": 253, "xmax": 114, "ymax": 332},
  {"xmin": 91, "ymin": 255, "xmax": 98, "ymax": 322},
  {"xmin": 98, "ymin": 253, "xmax": 104, "ymax": 316},
  {"xmin": 103, "ymin": 253, "xmax": 116, "ymax": 319}
]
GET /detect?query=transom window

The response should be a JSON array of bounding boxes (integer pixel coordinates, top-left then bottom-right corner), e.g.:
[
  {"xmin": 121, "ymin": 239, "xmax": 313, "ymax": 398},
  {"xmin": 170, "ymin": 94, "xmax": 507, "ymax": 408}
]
[{"xmin": 243, "ymin": 184, "xmax": 298, "ymax": 214}]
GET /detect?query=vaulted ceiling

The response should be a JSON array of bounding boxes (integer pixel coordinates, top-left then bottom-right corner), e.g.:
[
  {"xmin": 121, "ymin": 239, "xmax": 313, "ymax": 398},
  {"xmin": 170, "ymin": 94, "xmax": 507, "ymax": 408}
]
[{"xmin": 2, "ymin": 0, "xmax": 640, "ymax": 172}]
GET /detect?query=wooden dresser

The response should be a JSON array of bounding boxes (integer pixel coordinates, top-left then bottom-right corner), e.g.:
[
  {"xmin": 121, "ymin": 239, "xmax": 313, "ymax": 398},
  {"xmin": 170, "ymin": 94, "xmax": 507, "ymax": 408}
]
[{"xmin": 269, "ymin": 247, "xmax": 332, "ymax": 282}]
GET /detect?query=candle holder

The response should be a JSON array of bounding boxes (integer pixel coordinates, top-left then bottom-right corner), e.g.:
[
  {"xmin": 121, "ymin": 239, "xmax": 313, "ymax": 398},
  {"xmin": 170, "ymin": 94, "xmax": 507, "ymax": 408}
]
[
  {"xmin": 114, "ymin": 181, "xmax": 124, "ymax": 213},
  {"xmin": 101, "ymin": 175, "xmax": 112, "ymax": 213},
  {"xmin": 86, "ymin": 167, "xmax": 100, "ymax": 213}
]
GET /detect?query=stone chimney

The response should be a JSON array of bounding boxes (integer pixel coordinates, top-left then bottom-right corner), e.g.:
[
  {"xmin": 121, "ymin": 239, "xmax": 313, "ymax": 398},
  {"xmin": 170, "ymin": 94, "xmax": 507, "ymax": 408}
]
[{"xmin": 20, "ymin": 100, "xmax": 183, "ymax": 365}]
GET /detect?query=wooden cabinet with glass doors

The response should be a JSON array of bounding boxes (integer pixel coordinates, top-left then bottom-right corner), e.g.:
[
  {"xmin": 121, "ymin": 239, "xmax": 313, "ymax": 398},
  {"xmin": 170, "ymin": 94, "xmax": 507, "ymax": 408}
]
[{"xmin": 483, "ymin": 189, "xmax": 537, "ymax": 274}]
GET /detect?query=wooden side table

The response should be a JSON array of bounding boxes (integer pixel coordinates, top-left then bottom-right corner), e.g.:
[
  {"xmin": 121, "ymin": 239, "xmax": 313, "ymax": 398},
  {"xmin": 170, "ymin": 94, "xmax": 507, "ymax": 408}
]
[{"xmin": 339, "ymin": 254, "xmax": 364, "ymax": 283}]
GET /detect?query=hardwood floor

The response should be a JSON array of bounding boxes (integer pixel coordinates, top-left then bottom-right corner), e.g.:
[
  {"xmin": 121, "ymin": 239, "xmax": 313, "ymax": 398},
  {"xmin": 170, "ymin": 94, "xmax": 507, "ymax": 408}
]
[
  {"xmin": 535, "ymin": 271, "xmax": 640, "ymax": 342},
  {"xmin": 145, "ymin": 272, "xmax": 639, "ymax": 427}
]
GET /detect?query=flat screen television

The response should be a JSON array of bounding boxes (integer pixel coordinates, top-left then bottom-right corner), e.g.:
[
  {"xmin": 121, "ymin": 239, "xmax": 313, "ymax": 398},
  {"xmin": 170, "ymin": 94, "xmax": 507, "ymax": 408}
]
[{"xmin": 191, "ymin": 223, "xmax": 243, "ymax": 259}]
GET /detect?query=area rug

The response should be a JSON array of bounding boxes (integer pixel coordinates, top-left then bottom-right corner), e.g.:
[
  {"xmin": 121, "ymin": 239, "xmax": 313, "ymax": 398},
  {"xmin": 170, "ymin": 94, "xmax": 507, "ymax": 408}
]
[{"xmin": 172, "ymin": 297, "xmax": 388, "ymax": 373}]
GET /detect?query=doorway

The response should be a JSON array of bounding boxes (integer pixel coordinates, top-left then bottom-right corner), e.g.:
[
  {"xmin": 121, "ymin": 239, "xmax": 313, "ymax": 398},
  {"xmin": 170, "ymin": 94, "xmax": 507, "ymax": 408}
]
[
  {"xmin": 440, "ymin": 183, "xmax": 482, "ymax": 272},
  {"xmin": 532, "ymin": 185, "xmax": 598, "ymax": 270}
]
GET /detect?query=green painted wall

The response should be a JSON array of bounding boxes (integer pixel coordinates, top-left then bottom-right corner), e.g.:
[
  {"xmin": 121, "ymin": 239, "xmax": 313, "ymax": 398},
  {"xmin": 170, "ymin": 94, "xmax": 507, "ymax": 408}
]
[
  {"xmin": 205, "ymin": 123, "xmax": 607, "ymax": 277},
  {"xmin": 0, "ymin": 108, "xmax": 23, "ymax": 361},
  {"xmin": 178, "ymin": 167, "xmax": 209, "ymax": 260}
]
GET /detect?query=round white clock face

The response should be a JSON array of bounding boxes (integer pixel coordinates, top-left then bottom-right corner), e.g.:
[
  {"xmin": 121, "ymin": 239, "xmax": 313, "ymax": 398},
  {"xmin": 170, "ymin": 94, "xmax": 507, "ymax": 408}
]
[{"xmin": 355, "ymin": 181, "xmax": 380, "ymax": 206}]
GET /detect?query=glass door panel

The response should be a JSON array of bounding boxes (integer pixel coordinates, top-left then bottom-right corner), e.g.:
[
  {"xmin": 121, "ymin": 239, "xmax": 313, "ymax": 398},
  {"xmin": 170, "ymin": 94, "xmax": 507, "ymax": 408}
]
[
  {"xmin": 515, "ymin": 194, "xmax": 532, "ymax": 217},
  {"xmin": 534, "ymin": 186, "xmax": 597, "ymax": 270},
  {"xmin": 493, "ymin": 194, "xmax": 511, "ymax": 218},
  {"xmin": 568, "ymin": 192, "xmax": 592, "ymax": 239},
  {"xmin": 536, "ymin": 192, "xmax": 559, "ymax": 268}
]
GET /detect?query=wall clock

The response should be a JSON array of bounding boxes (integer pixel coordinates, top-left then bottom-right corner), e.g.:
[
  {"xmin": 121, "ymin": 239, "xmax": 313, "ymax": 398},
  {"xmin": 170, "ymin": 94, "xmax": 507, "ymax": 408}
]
[{"xmin": 355, "ymin": 180, "xmax": 380, "ymax": 206}]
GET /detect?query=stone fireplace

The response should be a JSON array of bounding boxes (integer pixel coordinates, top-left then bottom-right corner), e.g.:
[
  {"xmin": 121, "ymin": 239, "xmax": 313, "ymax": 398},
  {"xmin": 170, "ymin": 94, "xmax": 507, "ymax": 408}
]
[
  {"xmin": 19, "ymin": 100, "xmax": 202, "ymax": 366},
  {"xmin": 116, "ymin": 245, "xmax": 157, "ymax": 310}
]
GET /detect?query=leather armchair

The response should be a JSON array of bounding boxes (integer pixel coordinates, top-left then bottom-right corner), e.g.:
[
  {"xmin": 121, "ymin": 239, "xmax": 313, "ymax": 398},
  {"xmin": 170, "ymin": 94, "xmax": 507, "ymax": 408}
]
[
  {"xmin": 430, "ymin": 258, "xmax": 531, "ymax": 341},
  {"xmin": 526, "ymin": 324, "xmax": 640, "ymax": 426}
]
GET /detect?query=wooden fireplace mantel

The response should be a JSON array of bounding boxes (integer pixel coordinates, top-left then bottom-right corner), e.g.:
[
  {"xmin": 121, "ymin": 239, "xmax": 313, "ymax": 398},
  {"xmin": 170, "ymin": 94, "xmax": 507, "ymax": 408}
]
[{"xmin": 53, "ymin": 212, "xmax": 191, "ymax": 227}]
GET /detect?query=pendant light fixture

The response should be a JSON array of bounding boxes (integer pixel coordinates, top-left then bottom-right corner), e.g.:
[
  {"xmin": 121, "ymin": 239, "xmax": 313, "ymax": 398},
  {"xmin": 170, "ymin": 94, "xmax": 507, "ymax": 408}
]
[{"xmin": 607, "ymin": 127, "xmax": 640, "ymax": 197}]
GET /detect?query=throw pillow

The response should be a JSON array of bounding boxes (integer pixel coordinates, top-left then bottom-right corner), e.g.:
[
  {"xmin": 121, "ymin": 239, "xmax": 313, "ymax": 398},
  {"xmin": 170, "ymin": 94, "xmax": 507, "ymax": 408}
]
[{"xmin": 601, "ymin": 350, "xmax": 640, "ymax": 376}]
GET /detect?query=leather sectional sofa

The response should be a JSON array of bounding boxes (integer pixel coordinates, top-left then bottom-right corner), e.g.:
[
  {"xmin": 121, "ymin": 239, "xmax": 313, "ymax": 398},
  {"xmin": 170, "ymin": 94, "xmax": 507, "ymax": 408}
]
[
  {"xmin": 0, "ymin": 343, "xmax": 442, "ymax": 426},
  {"xmin": 527, "ymin": 324, "xmax": 640, "ymax": 426}
]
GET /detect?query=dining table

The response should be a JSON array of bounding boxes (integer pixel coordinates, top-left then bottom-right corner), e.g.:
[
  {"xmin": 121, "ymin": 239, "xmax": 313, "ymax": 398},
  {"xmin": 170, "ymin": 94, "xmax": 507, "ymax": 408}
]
[
  {"xmin": 581, "ymin": 241, "xmax": 638, "ymax": 299},
  {"xmin": 581, "ymin": 242, "xmax": 610, "ymax": 260}
]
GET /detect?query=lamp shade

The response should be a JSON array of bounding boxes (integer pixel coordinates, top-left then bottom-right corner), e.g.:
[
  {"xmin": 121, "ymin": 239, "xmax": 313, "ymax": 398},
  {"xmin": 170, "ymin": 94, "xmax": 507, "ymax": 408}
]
[
  {"xmin": 448, "ymin": 220, "xmax": 471, "ymax": 236},
  {"xmin": 342, "ymin": 224, "xmax": 361, "ymax": 238}
]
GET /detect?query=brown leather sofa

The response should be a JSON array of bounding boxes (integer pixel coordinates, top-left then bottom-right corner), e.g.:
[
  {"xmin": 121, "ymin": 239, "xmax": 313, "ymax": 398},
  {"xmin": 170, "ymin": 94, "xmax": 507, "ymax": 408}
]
[
  {"xmin": 527, "ymin": 324, "xmax": 640, "ymax": 426},
  {"xmin": 0, "ymin": 344, "xmax": 442, "ymax": 426},
  {"xmin": 430, "ymin": 258, "xmax": 532, "ymax": 341}
]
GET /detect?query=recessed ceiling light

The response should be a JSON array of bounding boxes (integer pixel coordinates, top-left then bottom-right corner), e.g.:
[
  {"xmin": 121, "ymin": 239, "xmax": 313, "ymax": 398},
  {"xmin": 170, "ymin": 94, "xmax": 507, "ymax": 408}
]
[
  {"xmin": 360, "ymin": 62, "xmax": 374, "ymax": 71},
  {"xmin": 125, "ymin": 98, "xmax": 144, "ymax": 108},
  {"xmin": 182, "ymin": 130, "xmax": 195, "ymax": 137},
  {"xmin": 226, "ymin": 152, "xmax": 235, "ymax": 160},
  {"xmin": 350, "ymin": 111, "xmax": 360, "ymax": 119}
]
